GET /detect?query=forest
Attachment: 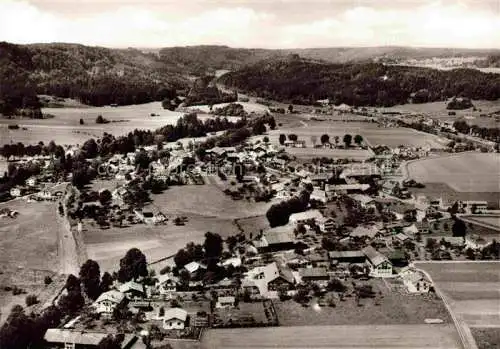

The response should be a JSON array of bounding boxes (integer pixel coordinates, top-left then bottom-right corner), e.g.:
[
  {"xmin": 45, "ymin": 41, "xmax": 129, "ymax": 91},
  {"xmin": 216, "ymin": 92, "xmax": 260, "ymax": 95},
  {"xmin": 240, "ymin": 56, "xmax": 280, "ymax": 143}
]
[{"xmin": 219, "ymin": 56, "xmax": 500, "ymax": 107}]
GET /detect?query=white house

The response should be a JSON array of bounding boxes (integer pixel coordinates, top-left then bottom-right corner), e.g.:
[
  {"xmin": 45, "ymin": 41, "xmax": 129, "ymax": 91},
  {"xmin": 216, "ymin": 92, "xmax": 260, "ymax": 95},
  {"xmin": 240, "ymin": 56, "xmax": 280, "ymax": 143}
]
[
  {"xmin": 10, "ymin": 187, "xmax": 21, "ymax": 197},
  {"xmin": 92, "ymin": 290, "xmax": 125, "ymax": 315},
  {"xmin": 362, "ymin": 246, "xmax": 392, "ymax": 277},
  {"xmin": 157, "ymin": 274, "xmax": 179, "ymax": 295},
  {"xmin": 162, "ymin": 308, "xmax": 188, "ymax": 330},
  {"xmin": 216, "ymin": 296, "xmax": 236, "ymax": 309},
  {"xmin": 399, "ymin": 267, "xmax": 431, "ymax": 294},
  {"xmin": 26, "ymin": 177, "xmax": 37, "ymax": 187}
]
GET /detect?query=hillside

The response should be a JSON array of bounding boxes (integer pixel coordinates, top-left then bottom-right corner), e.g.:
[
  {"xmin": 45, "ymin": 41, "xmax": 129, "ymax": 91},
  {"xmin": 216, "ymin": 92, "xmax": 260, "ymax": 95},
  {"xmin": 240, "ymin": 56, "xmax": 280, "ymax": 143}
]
[
  {"xmin": 218, "ymin": 56, "xmax": 500, "ymax": 106},
  {"xmin": 0, "ymin": 42, "xmax": 188, "ymax": 114}
]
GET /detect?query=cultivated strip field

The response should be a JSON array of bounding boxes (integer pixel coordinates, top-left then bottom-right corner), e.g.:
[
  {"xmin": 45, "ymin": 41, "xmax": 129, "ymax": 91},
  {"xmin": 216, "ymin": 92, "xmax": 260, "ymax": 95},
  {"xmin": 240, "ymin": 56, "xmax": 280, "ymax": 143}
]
[
  {"xmin": 269, "ymin": 119, "xmax": 448, "ymax": 149},
  {"xmin": 416, "ymin": 262, "xmax": 500, "ymax": 328},
  {"xmin": 201, "ymin": 324, "xmax": 462, "ymax": 349},
  {"xmin": 460, "ymin": 215, "xmax": 500, "ymax": 230},
  {"xmin": 407, "ymin": 153, "xmax": 500, "ymax": 192}
]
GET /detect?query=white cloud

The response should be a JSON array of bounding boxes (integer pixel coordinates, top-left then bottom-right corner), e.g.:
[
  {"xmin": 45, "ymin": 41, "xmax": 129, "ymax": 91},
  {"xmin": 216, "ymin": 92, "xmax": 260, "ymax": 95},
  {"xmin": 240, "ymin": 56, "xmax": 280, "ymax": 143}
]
[{"xmin": 0, "ymin": 0, "xmax": 498, "ymax": 48}]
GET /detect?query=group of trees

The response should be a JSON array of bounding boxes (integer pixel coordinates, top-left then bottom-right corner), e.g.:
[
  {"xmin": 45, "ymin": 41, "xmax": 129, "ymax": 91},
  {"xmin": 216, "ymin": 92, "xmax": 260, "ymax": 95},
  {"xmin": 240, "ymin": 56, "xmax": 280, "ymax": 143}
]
[
  {"xmin": 453, "ymin": 120, "xmax": 500, "ymax": 143},
  {"xmin": 211, "ymin": 103, "xmax": 248, "ymax": 117},
  {"xmin": 219, "ymin": 58, "xmax": 500, "ymax": 106},
  {"xmin": 266, "ymin": 189, "xmax": 311, "ymax": 227},
  {"xmin": 174, "ymin": 232, "xmax": 224, "ymax": 270}
]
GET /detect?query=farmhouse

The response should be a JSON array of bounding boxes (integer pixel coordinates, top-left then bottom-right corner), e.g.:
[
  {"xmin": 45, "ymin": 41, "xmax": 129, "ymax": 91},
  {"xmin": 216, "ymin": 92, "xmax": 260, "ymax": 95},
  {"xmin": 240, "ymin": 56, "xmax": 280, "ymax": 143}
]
[
  {"xmin": 299, "ymin": 267, "xmax": 329, "ymax": 282},
  {"xmin": 157, "ymin": 274, "xmax": 179, "ymax": 295},
  {"xmin": 399, "ymin": 267, "xmax": 432, "ymax": 294},
  {"xmin": 328, "ymin": 250, "xmax": 366, "ymax": 264},
  {"xmin": 92, "ymin": 290, "xmax": 125, "ymax": 315},
  {"xmin": 216, "ymin": 296, "xmax": 236, "ymax": 309},
  {"xmin": 243, "ymin": 262, "xmax": 295, "ymax": 297},
  {"xmin": 253, "ymin": 226, "xmax": 296, "ymax": 253},
  {"xmin": 362, "ymin": 246, "xmax": 393, "ymax": 277},
  {"xmin": 317, "ymin": 216, "xmax": 335, "ymax": 233},
  {"xmin": 162, "ymin": 308, "xmax": 188, "ymax": 330},
  {"xmin": 349, "ymin": 194, "xmax": 376, "ymax": 209},
  {"xmin": 118, "ymin": 281, "xmax": 146, "ymax": 299}
]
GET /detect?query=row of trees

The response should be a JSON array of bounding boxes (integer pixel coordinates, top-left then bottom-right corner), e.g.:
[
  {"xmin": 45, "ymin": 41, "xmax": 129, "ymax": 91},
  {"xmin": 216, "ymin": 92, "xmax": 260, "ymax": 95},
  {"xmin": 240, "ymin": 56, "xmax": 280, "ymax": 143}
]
[{"xmin": 278, "ymin": 133, "xmax": 363, "ymax": 147}]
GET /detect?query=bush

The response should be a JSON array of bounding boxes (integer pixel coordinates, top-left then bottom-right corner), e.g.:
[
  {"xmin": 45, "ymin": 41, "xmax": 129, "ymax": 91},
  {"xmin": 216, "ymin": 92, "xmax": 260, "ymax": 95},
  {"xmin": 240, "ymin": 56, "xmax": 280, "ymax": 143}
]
[
  {"xmin": 44, "ymin": 276, "xmax": 53, "ymax": 285},
  {"xmin": 25, "ymin": 294, "xmax": 39, "ymax": 306},
  {"xmin": 159, "ymin": 266, "xmax": 171, "ymax": 275}
]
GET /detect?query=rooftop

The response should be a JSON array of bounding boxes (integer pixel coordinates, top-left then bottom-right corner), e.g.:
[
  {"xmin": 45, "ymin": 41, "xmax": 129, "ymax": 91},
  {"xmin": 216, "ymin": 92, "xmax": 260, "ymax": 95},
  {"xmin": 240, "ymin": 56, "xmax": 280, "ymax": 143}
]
[{"xmin": 164, "ymin": 308, "xmax": 188, "ymax": 322}]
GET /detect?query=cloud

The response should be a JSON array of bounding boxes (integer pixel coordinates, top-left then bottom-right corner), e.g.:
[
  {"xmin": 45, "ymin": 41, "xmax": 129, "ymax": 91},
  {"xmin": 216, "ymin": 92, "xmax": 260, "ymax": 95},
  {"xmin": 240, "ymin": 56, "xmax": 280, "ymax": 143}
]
[{"xmin": 0, "ymin": 0, "xmax": 499, "ymax": 48}]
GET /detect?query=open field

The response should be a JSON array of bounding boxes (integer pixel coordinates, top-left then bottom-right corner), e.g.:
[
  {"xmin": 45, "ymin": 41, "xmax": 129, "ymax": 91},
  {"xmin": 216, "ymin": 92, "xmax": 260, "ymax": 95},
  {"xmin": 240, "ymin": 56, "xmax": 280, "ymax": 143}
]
[
  {"xmin": 201, "ymin": 324, "xmax": 462, "ymax": 349},
  {"xmin": 84, "ymin": 213, "xmax": 240, "ymax": 272},
  {"xmin": 410, "ymin": 183, "xmax": 500, "ymax": 208},
  {"xmin": 275, "ymin": 279, "xmax": 451, "ymax": 326},
  {"xmin": 416, "ymin": 262, "xmax": 500, "ymax": 328},
  {"xmin": 0, "ymin": 102, "xmax": 239, "ymax": 146},
  {"xmin": 268, "ymin": 119, "xmax": 449, "ymax": 150},
  {"xmin": 407, "ymin": 153, "xmax": 500, "ymax": 192},
  {"xmin": 460, "ymin": 215, "xmax": 500, "ymax": 231},
  {"xmin": 381, "ymin": 99, "xmax": 500, "ymax": 128},
  {"xmin": 0, "ymin": 199, "xmax": 62, "ymax": 323}
]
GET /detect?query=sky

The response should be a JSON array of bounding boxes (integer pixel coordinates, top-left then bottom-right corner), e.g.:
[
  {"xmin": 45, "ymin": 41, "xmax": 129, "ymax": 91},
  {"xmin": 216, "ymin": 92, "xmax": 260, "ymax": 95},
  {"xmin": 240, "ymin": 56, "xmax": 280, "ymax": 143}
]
[{"xmin": 0, "ymin": 0, "xmax": 499, "ymax": 49}]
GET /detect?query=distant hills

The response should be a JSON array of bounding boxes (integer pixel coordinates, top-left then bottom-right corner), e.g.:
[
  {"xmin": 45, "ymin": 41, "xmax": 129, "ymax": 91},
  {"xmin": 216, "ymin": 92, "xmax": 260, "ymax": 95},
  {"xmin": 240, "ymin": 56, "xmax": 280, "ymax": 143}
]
[
  {"xmin": 1, "ymin": 42, "xmax": 500, "ymax": 115},
  {"xmin": 219, "ymin": 55, "xmax": 500, "ymax": 106}
]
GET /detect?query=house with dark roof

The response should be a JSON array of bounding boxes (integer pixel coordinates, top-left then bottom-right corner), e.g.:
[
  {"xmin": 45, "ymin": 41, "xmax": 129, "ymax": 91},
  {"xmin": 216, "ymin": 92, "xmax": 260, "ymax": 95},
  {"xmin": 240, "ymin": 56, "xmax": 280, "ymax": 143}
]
[
  {"xmin": 299, "ymin": 267, "xmax": 330, "ymax": 282},
  {"xmin": 328, "ymin": 250, "xmax": 366, "ymax": 264},
  {"xmin": 253, "ymin": 226, "xmax": 296, "ymax": 253}
]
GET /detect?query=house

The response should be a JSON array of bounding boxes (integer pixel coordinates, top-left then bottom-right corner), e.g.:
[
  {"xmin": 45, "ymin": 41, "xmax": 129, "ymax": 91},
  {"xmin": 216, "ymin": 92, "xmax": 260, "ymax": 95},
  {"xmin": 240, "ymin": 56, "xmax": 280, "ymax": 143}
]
[
  {"xmin": 299, "ymin": 267, "xmax": 329, "ymax": 282},
  {"xmin": 44, "ymin": 329, "xmax": 142, "ymax": 349},
  {"xmin": 10, "ymin": 187, "xmax": 21, "ymax": 197},
  {"xmin": 133, "ymin": 209, "xmax": 165, "ymax": 225},
  {"xmin": 242, "ymin": 262, "xmax": 295, "ymax": 298},
  {"xmin": 399, "ymin": 267, "xmax": 431, "ymax": 294},
  {"xmin": 253, "ymin": 226, "xmax": 296, "ymax": 253},
  {"xmin": 457, "ymin": 201, "xmax": 488, "ymax": 214},
  {"xmin": 157, "ymin": 274, "xmax": 179, "ymax": 295},
  {"xmin": 184, "ymin": 261, "xmax": 207, "ymax": 278},
  {"xmin": 162, "ymin": 308, "xmax": 188, "ymax": 330},
  {"xmin": 310, "ymin": 189, "xmax": 328, "ymax": 204},
  {"xmin": 393, "ymin": 232, "xmax": 410, "ymax": 243},
  {"xmin": 317, "ymin": 216, "xmax": 335, "ymax": 233},
  {"xmin": 118, "ymin": 281, "xmax": 146, "ymax": 299},
  {"xmin": 349, "ymin": 194, "xmax": 376, "ymax": 209},
  {"xmin": 441, "ymin": 236, "xmax": 466, "ymax": 248},
  {"xmin": 465, "ymin": 235, "xmax": 492, "ymax": 250},
  {"xmin": 325, "ymin": 183, "xmax": 370, "ymax": 193},
  {"xmin": 328, "ymin": 250, "xmax": 366, "ymax": 264},
  {"xmin": 37, "ymin": 190, "xmax": 53, "ymax": 200},
  {"xmin": 216, "ymin": 296, "xmax": 236, "ymax": 309},
  {"xmin": 340, "ymin": 164, "xmax": 381, "ymax": 179},
  {"xmin": 92, "ymin": 290, "xmax": 125, "ymax": 315},
  {"xmin": 305, "ymin": 252, "xmax": 330, "ymax": 268},
  {"xmin": 362, "ymin": 246, "xmax": 393, "ymax": 277},
  {"xmin": 289, "ymin": 210, "xmax": 324, "ymax": 225},
  {"xmin": 26, "ymin": 177, "xmax": 37, "ymax": 187},
  {"xmin": 309, "ymin": 174, "xmax": 329, "ymax": 188}
]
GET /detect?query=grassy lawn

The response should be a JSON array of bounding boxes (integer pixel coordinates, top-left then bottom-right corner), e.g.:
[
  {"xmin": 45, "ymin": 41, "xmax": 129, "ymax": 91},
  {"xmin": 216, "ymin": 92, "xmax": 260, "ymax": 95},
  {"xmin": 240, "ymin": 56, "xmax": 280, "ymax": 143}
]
[{"xmin": 275, "ymin": 279, "xmax": 451, "ymax": 326}]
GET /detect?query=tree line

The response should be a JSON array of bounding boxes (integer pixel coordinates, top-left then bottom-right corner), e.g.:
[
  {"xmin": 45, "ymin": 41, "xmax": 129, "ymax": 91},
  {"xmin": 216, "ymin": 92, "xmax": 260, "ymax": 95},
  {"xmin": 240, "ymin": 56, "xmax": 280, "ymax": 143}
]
[{"xmin": 219, "ymin": 58, "xmax": 500, "ymax": 107}]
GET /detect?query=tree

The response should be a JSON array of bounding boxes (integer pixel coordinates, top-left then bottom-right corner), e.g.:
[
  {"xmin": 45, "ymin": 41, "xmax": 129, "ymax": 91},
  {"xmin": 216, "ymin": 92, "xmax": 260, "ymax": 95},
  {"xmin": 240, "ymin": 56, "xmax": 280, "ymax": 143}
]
[
  {"xmin": 426, "ymin": 238, "xmax": 438, "ymax": 250},
  {"xmin": 334, "ymin": 136, "xmax": 340, "ymax": 145},
  {"xmin": 174, "ymin": 248, "xmax": 192, "ymax": 268},
  {"xmin": 25, "ymin": 295, "xmax": 38, "ymax": 306},
  {"xmin": 288, "ymin": 104, "xmax": 294, "ymax": 113},
  {"xmin": 268, "ymin": 117, "xmax": 276, "ymax": 130},
  {"xmin": 79, "ymin": 118, "xmax": 84, "ymax": 125},
  {"xmin": 100, "ymin": 272, "xmax": 114, "ymax": 293},
  {"xmin": 118, "ymin": 248, "xmax": 148, "ymax": 282},
  {"xmin": 263, "ymin": 136, "xmax": 270, "ymax": 144},
  {"xmin": 204, "ymin": 232, "xmax": 223, "ymax": 260},
  {"xmin": 99, "ymin": 335, "xmax": 123, "ymax": 349},
  {"xmin": 279, "ymin": 134, "xmax": 286, "ymax": 145},
  {"xmin": 235, "ymin": 162, "xmax": 245, "ymax": 182},
  {"xmin": 452, "ymin": 218, "xmax": 467, "ymax": 237},
  {"xmin": 252, "ymin": 120, "xmax": 266, "ymax": 135},
  {"xmin": 354, "ymin": 134, "xmax": 363, "ymax": 146},
  {"xmin": 288, "ymin": 134, "xmax": 298, "ymax": 142},
  {"xmin": 98, "ymin": 189, "xmax": 112, "ymax": 206},
  {"xmin": 96, "ymin": 115, "xmax": 105, "ymax": 124},
  {"xmin": 343, "ymin": 134, "xmax": 352, "ymax": 148},
  {"xmin": 79, "ymin": 259, "xmax": 101, "ymax": 300},
  {"xmin": 0, "ymin": 305, "xmax": 34, "ymax": 349},
  {"xmin": 320, "ymin": 134, "xmax": 329, "ymax": 145}
]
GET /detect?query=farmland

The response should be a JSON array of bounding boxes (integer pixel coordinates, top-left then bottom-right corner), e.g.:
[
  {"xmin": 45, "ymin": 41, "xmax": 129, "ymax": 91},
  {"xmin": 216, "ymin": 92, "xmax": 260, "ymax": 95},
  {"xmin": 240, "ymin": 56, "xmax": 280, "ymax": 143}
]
[
  {"xmin": 381, "ymin": 99, "xmax": 500, "ymax": 128},
  {"xmin": 268, "ymin": 118, "xmax": 449, "ymax": 151},
  {"xmin": 0, "ymin": 198, "xmax": 62, "ymax": 323},
  {"xmin": 0, "ymin": 101, "xmax": 240, "ymax": 146},
  {"xmin": 416, "ymin": 262, "xmax": 500, "ymax": 327},
  {"xmin": 407, "ymin": 152, "xmax": 500, "ymax": 192},
  {"xmin": 200, "ymin": 324, "xmax": 462, "ymax": 349}
]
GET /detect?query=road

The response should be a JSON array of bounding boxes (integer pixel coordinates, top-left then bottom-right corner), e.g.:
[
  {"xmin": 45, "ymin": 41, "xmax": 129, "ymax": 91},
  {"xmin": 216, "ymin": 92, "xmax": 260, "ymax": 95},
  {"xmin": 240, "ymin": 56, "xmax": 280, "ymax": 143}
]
[{"xmin": 413, "ymin": 262, "xmax": 479, "ymax": 349}]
